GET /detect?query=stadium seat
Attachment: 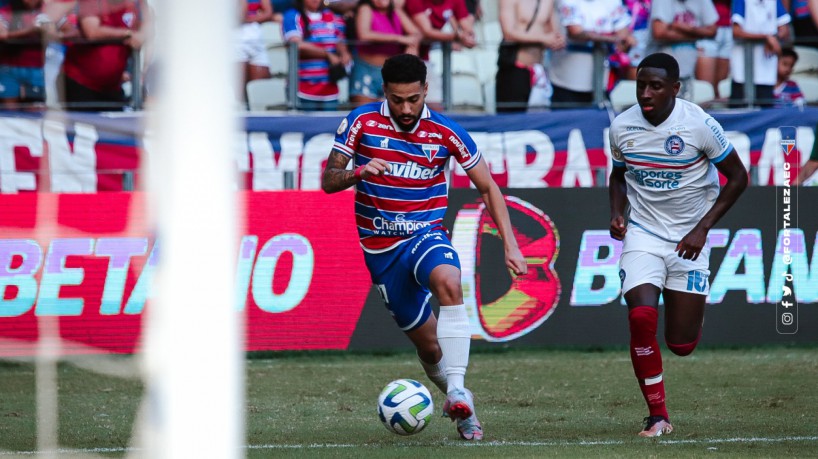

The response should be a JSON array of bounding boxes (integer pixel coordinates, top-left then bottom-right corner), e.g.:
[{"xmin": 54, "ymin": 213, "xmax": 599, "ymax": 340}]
[
  {"xmin": 260, "ymin": 21, "xmax": 283, "ymax": 45},
  {"xmin": 690, "ymin": 79, "xmax": 715, "ymax": 104},
  {"xmin": 474, "ymin": 48, "xmax": 499, "ymax": 84},
  {"xmin": 483, "ymin": 79, "xmax": 496, "ymax": 114},
  {"xmin": 452, "ymin": 74, "xmax": 484, "ymax": 109},
  {"xmin": 246, "ymin": 77, "xmax": 287, "ymax": 111},
  {"xmin": 718, "ymin": 78, "xmax": 731, "ymax": 98},
  {"xmin": 793, "ymin": 46, "xmax": 818, "ymax": 74},
  {"xmin": 267, "ymin": 46, "xmax": 288, "ymax": 77},
  {"xmin": 482, "ymin": 21, "xmax": 503, "ymax": 47},
  {"xmin": 338, "ymin": 78, "xmax": 349, "ymax": 105},
  {"xmin": 792, "ymin": 74, "xmax": 818, "ymax": 102},
  {"xmin": 609, "ymin": 80, "xmax": 637, "ymax": 112},
  {"xmin": 452, "ymin": 50, "xmax": 480, "ymax": 78}
]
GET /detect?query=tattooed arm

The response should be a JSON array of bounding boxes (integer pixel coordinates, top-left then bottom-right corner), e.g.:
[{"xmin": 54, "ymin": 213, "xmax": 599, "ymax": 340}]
[{"xmin": 321, "ymin": 150, "xmax": 392, "ymax": 194}]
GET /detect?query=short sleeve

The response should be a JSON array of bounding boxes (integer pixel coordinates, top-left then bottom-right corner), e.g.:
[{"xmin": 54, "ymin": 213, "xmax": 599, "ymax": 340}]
[
  {"xmin": 777, "ymin": 0, "xmax": 791, "ymax": 24},
  {"xmin": 452, "ymin": 0, "xmax": 470, "ymax": 20},
  {"xmin": 731, "ymin": 0, "xmax": 746, "ymax": 25},
  {"xmin": 404, "ymin": 0, "xmax": 425, "ymax": 18},
  {"xmin": 559, "ymin": 0, "xmax": 582, "ymax": 27},
  {"xmin": 282, "ymin": 9, "xmax": 302, "ymax": 41},
  {"xmin": 609, "ymin": 127, "xmax": 626, "ymax": 167},
  {"xmin": 699, "ymin": 117, "xmax": 733, "ymax": 163},
  {"xmin": 649, "ymin": 0, "xmax": 673, "ymax": 23},
  {"xmin": 332, "ymin": 114, "xmax": 364, "ymax": 158},
  {"xmin": 700, "ymin": 0, "xmax": 719, "ymax": 26},
  {"xmin": 445, "ymin": 120, "xmax": 482, "ymax": 170}
]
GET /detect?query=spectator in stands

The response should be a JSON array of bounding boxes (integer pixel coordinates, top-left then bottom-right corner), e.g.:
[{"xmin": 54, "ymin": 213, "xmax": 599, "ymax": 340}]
[
  {"xmin": 404, "ymin": 0, "xmax": 476, "ymax": 108},
  {"xmin": 238, "ymin": 0, "xmax": 273, "ymax": 104},
  {"xmin": 695, "ymin": 0, "xmax": 732, "ymax": 99},
  {"xmin": 649, "ymin": 0, "xmax": 718, "ymax": 99},
  {"xmin": 624, "ymin": 0, "xmax": 652, "ymax": 79},
  {"xmin": 350, "ymin": 0, "xmax": 421, "ymax": 105},
  {"xmin": 729, "ymin": 0, "xmax": 791, "ymax": 107},
  {"xmin": 548, "ymin": 0, "xmax": 634, "ymax": 107},
  {"xmin": 787, "ymin": 0, "xmax": 818, "ymax": 49},
  {"xmin": 42, "ymin": 0, "xmax": 78, "ymax": 108},
  {"xmin": 282, "ymin": 0, "xmax": 351, "ymax": 111},
  {"xmin": 59, "ymin": 0, "xmax": 150, "ymax": 111},
  {"xmin": 0, "ymin": 0, "xmax": 54, "ymax": 109},
  {"xmin": 495, "ymin": 0, "xmax": 565, "ymax": 112},
  {"xmin": 774, "ymin": 47, "xmax": 806, "ymax": 106}
]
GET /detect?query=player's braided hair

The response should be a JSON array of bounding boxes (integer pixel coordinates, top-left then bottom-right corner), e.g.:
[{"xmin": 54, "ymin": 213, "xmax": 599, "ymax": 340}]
[
  {"xmin": 637, "ymin": 52, "xmax": 680, "ymax": 82},
  {"xmin": 381, "ymin": 54, "xmax": 427, "ymax": 85}
]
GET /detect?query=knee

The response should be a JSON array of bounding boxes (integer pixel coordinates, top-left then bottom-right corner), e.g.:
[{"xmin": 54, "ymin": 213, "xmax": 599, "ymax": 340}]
[
  {"xmin": 417, "ymin": 342, "xmax": 441, "ymax": 364},
  {"xmin": 666, "ymin": 332, "xmax": 701, "ymax": 357},
  {"xmin": 628, "ymin": 306, "xmax": 658, "ymax": 336},
  {"xmin": 431, "ymin": 275, "xmax": 463, "ymax": 305}
]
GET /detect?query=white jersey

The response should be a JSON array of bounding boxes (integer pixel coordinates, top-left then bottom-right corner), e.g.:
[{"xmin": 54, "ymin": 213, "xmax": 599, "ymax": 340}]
[{"xmin": 609, "ymin": 98, "xmax": 733, "ymax": 242}]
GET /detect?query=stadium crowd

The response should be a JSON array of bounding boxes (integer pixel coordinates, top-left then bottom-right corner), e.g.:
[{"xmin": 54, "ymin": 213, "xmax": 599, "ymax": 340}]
[{"xmin": 0, "ymin": 0, "xmax": 816, "ymax": 111}]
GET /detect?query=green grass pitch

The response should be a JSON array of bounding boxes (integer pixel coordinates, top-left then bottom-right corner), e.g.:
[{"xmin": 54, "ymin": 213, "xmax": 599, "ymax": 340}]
[{"xmin": 0, "ymin": 346, "xmax": 816, "ymax": 457}]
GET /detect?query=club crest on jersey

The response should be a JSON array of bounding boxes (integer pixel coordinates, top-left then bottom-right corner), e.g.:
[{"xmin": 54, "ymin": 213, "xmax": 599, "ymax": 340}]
[
  {"xmin": 380, "ymin": 137, "xmax": 389, "ymax": 148},
  {"xmin": 664, "ymin": 135, "xmax": 685, "ymax": 156},
  {"xmin": 422, "ymin": 144, "xmax": 440, "ymax": 161},
  {"xmin": 780, "ymin": 138, "xmax": 796, "ymax": 156}
]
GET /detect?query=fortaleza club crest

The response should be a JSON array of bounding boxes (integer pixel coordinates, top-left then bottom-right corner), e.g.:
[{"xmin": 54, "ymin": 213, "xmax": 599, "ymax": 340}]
[
  {"xmin": 452, "ymin": 197, "xmax": 561, "ymax": 342},
  {"xmin": 421, "ymin": 144, "xmax": 439, "ymax": 161},
  {"xmin": 664, "ymin": 135, "xmax": 685, "ymax": 156}
]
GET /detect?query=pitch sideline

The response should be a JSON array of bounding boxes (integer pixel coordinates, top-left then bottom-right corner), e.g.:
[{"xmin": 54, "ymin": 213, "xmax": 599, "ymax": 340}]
[{"xmin": 2, "ymin": 435, "xmax": 817, "ymax": 455}]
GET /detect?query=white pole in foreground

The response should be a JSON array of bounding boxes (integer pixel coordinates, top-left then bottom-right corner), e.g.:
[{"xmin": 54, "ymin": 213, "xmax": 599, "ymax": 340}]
[{"xmin": 144, "ymin": 0, "xmax": 243, "ymax": 457}]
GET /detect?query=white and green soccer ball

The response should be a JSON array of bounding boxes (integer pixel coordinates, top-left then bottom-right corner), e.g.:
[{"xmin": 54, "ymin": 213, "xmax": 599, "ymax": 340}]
[{"xmin": 377, "ymin": 379, "xmax": 434, "ymax": 435}]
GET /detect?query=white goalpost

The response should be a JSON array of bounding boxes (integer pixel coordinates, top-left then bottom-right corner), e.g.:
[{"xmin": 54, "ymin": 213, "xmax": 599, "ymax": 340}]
[{"xmin": 140, "ymin": 0, "xmax": 244, "ymax": 457}]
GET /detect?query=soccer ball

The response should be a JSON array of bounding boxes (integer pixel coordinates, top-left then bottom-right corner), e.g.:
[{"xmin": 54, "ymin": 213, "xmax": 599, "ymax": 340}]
[{"xmin": 377, "ymin": 379, "xmax": 434, "ymax": 435}]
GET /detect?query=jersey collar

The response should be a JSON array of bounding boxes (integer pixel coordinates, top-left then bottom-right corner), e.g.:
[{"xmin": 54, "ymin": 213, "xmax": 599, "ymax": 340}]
[{"xmin": 380, "ymin": 101, "xmax": 431, "ymax": 134}]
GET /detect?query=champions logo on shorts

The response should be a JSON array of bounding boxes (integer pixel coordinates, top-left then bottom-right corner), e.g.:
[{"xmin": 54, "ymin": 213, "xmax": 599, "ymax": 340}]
[
  {"xmin": 664, "ymin": 135, "xmax": 685, "ymax": 156},
  {"xmin": 452, "ymin": 197, "xmax": 561, "ymax": 342}
]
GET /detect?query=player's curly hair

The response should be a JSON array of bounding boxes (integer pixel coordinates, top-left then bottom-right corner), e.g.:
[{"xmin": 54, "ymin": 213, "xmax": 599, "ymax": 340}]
[
  {"xmin": 637, "ymin": 52, "xmax": 680, "ymax": 82},
  {"xmin": 381, "ymin": 54, "xmax": 427, "ymax": 85}
]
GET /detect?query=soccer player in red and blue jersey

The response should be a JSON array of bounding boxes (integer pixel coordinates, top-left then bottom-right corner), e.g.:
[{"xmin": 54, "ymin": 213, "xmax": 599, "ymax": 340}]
[{"xmin": 322, "ymin": 53, "xmax": 527, "ymax": 441}]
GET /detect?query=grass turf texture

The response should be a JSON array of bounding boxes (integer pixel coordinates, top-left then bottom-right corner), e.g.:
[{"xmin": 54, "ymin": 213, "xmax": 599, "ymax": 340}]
[{"xmin": 0, "ymin": 347, "xmax": 816, "ymax": 457}]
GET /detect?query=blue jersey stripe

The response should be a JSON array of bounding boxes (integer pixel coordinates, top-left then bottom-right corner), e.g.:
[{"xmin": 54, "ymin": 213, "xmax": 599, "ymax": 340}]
[
  {"xmin": 358, "ymin": 181, "xmax": 448, "ymax": 200},
  {"xmin": 623, "ymin": 151, "xmax": 705, "ymax": 164}
]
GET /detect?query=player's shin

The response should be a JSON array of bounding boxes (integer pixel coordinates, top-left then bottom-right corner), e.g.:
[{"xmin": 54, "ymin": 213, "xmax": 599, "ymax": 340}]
[
  {"xmin": 629, "ymin": 306, "xmax": 669, "ymax": 420},
  {"xmin": 437, "ymin": 304, "xmax": 470, "ymax": 393},
  {"xmin": 418, "ymin": 353, "xmax": 448, "ymax": 394}
]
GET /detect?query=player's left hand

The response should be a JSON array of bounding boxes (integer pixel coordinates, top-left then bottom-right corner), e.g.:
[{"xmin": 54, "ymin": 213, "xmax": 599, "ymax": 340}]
[
  {"xmin": 676, "ymin": 226, "xmax": 708, "ymax": 260},
  {"xmin": 505, "ymin": 245, "xmax": 528, "ymax": 276}
]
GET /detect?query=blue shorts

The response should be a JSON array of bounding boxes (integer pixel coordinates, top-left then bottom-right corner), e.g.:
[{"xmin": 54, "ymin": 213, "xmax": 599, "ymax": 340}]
[
  {"xmin": 0, "ymin": 65, "xmax": 45, "ymax": 101},
  {"xmin": 364, "ymin": 230, "xmax": 461, "ymax": 331}
]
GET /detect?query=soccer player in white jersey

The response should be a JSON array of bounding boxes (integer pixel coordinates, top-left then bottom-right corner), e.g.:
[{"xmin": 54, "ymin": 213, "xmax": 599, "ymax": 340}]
[{"xmin": 608, "ymin": 53, "xmax": 748, "ymax": 437}]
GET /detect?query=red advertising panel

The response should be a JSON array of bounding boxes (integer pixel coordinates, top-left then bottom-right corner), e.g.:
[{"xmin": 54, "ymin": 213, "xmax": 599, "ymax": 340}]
[{"xmin": 0, "ymin": 191, "xmax": 372, "ymax": 356}]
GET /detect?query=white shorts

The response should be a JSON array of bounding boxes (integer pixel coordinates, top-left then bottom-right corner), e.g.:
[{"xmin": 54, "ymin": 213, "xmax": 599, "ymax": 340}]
[
  {"xmin": 235, "ymin": 22, "xmax": 271, "ymax": 68},
  {"xmin": 619, "ymin": 226, "xmax": 711, "ymax": 296},
  {"xmin": 697, "ymin": 27, "xmax": 733, "ymax": 60}
]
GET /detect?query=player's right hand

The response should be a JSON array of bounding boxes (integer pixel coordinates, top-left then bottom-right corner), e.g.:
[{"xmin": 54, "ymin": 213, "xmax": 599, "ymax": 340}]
[
  {"xmin": 609, "ymin": 216, "xmax": 626, "ymax": 241},
  {"xmin": 358, "ymin": 158, "xmax": 392, "ymax": 180}
]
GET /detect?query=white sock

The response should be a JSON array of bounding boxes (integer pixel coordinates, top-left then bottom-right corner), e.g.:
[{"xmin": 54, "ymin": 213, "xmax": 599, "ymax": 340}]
[
  {"xmin": 418, "ymin": 353, "xmax": 448, "ymax": 395},
  {"xmin": 437, "ymin": 304, "xmax": 470, "ymax": 393}
]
